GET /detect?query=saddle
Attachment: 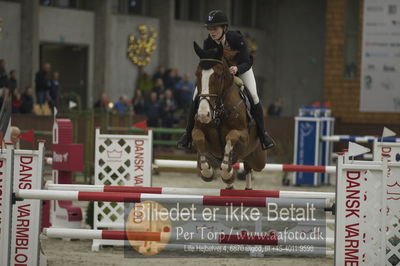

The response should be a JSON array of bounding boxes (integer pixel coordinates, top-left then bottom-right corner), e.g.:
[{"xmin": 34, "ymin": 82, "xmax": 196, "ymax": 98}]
[{"xmin": 233, "ymin": 76, "xmax": 255, "ymax": 126}]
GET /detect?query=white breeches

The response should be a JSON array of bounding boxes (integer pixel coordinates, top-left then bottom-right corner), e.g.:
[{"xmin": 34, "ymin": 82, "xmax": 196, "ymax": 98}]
[
  {"xmin": 192, "ymin": 67, "xmax": 260, "ymax": 104},
  {"xmin": 238, "ymin": 67, "xmax": 259, "ymax": 104}
]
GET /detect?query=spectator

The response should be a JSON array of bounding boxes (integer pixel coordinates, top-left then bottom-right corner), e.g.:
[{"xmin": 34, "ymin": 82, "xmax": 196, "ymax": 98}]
[
  {"xmin": 20, "ymin": 87, "xmax": 34, "ymax": 114},
  {"xmin": 267, "ymin": 97, "xmax": 283, "ymax": 117},
  {"xmin": 132, "ymin": 89, "xmax": 146, "ymax": 115},
  {"xmin": 152, "ymin": 66, "xmax": 165, "ymax": 82},
  {"xmin": 49, "ymin": 71, "xmax": 61, "ymax": 110},
  {"xmin": 172, "ymin": 68, "xmax": 182, "ymax": 87},
  {"xmin": 0, "ymin": 59, "xmax": 7, "ymax": 89},
  {"xmin": 175, "ymin": 73, "xmax": 194, "ymax": 111},
  {"xmin": 12, "ymin": 89, "xmax": 22, "ymax": 113},
  {"xmin": 0, "ymin": 88, "xmax": 10, "ymax": 109},
  {"xmin": 171, "ymin": 68, "xmax": 182, "ymax": 102},
  {"xmin": 94, "ymin": 92, "xmax": 110, "ymax": 111},
  {"xmin": 35, "ymin": 63, "xmax": 51, "ymax": 105},
  {"xmin": 162, "ymin": 68, "xmax": 174, "ymax": 90},
  {"xmin": 159, "ymin": 89, "xmax": 177, "ymax": 136},
  {"xmin": 145, "ymin": 91, "xmax": 161, "ymax": 127},
  {"xmin": 152, "ymin": 78, "xmax": 165, "ymax": 98},
  {"xmin": 7, "ymin": 70, "xmax": 18, "ymax": 94},
  {"xmin": 137, "ymin": 70, "xmax": 153, "ymax": 98},
  {"xmin": 10, "ymin": 126, "xmax": 21, "ymax": 149},
  {"xmin": 1, "ymin": 126, "xmax": 22, "ymax": 149},
  {"xmin": 113, "ymin": 95, "xmax": 130, "ymax": 115}
]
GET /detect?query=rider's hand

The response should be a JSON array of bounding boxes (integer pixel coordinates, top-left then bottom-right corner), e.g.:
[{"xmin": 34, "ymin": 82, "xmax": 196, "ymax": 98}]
[{"xmin": 229, "ymin": 66, "xmax": 238, "ymax": 75}]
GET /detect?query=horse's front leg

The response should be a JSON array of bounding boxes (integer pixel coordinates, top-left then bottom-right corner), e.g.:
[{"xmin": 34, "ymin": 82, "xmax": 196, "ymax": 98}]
[
  {"xmin": 192, "ymin": 128, "xmax": 214, "ymax": 181},
  {"xmin": 220, "ymin": 130, "xmax": 245, "ymax": 188}
]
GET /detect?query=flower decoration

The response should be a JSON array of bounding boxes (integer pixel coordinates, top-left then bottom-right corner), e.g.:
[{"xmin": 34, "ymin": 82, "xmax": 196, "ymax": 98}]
[{"xmin": 127, "ymin": 25, "xmax": 157, "ymax": 67}]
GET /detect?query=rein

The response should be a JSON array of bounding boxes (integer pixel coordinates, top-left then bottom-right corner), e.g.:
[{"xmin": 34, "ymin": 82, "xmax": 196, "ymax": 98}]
[{"xmin": 199, "ymin": 58, "xmax": 224, "ymax": 65}]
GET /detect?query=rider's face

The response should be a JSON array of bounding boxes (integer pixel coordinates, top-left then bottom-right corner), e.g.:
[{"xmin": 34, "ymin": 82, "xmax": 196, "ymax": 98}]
[{"xmin": 207, "ymin": 26, "xmax": 224, "ymax": 40}]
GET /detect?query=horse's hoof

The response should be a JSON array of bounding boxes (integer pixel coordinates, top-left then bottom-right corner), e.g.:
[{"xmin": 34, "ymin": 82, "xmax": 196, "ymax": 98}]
[
  {"xmin": 201, "ymin": 175, "xmax": 214, "ymax": 182},
  {"xmin": 245, "ymin": 187, "xmax": 253, "ymax": 190},
  {"xmin": 225, "ymin": 186, "xmax": 234, "ymax": 190},
  {"xmin": 221, "ymin": 170, "xmax": 236, "ymax": 185}
]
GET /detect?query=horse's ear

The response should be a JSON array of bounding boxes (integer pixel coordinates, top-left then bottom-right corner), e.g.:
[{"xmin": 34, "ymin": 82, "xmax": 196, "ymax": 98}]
[
  {"xmin": 216, "ymin": 43, "xmax": 224, "ymax": 59},
  {"xmin": 193, "ymin": 42, "xmax": 204, "ymax": 58}
]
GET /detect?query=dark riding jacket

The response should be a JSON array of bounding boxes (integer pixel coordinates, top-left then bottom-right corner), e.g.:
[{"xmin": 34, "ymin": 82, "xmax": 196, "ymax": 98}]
[{"xmin": 203, "ymin": 30, "xmax": 253, "ymax": 76}]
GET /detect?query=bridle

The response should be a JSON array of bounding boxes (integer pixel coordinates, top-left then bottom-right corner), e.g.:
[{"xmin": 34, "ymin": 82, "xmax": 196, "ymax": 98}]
[{"xmin": 197, "ymin": 58, "xmax": 242, "ymax": 126}]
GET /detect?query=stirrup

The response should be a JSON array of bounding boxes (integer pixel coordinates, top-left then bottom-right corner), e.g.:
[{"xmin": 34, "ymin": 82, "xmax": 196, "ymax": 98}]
[
  {"xmin": 177, "ymin": 133, "xmax": 192, "ymax": 150},
  {"xmin": 261, "ymin": 141, "xmax": 275, "ymax": 150},
  {"xmin": 260, "ymin": 132, "xmax": 275, "ymax": 150}
]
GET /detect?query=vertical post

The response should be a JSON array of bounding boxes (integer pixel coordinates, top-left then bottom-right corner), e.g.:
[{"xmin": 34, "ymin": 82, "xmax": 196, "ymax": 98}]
[
  {"xmin": 293, "ymin": 107, "xmax": 321, "ymax": 186},
  {"xmin": 20, "ymin": 0, "xmax": 39, "ymax": 89},
  {"xmin": 92, "ymin": 0, "xmax": 112, "ymax": 100},
  {"xmin": 149, "ymin": 0, "xmax": 174, "ymax": 67},
  {"xmin": 319, "ymin": 108, "xmax": 334, "ymax": 185},
  {"xmin": 0, "ymin": 146, "xmax": 14, "ymax": 266},
  {"xmin": 10, "ymin": 142, "xmax": 45, "ymax": 265}
]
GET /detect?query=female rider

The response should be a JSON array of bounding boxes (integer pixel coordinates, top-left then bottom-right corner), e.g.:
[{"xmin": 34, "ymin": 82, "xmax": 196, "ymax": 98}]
[{"xmin": 178, "ymin": 10, "xmax": 275, "ymax": 150}]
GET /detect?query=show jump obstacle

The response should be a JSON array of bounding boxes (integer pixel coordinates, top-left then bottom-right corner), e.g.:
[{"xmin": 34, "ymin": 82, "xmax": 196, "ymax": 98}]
[
  {"xmin": 1, "ymin": 137, "xmax": 400, "ymax": 264},
  {"xmin": 92, "ymin": 128, "xmax": 152, "ymax": 251},
  {"xmin": 293, "ymin": 106, "xmax": 400, "ymax": 186},
  {"xmin": 42, "ymin": 118, "xmax": 84, "ymax": 229},
  {"xmin": 0, "ymin": 143, "xmax": 47, "ymax": 266}
]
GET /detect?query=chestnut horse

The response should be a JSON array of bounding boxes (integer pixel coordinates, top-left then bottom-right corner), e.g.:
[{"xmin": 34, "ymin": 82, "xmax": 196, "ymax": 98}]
[{"xmin": 191, "ymin": 42, "xmax": 267, "ymax": 189}]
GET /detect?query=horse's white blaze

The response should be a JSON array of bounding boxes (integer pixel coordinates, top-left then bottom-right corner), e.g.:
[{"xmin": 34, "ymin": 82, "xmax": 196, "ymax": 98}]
[{"xmin": 198, "ymin": 69, "xmax": 214, "ymax": 122}]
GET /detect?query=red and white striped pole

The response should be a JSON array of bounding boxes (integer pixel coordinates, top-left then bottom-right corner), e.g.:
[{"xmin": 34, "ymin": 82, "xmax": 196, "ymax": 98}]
[
  {"xmin": 45, "ymin": 183, "xmax": 336, "ymax": 200},
  {"xmin": 46, "ymin": 158, "xmax": 336, "ymax": 174},
  {"xmin": 16, "ymin": 190, "xmax": 331, "ymax": 208},
  {"xmin": 155, "ymin": 159, "xmax": 336, "ymax": 174},
  {"xmin": 43, "ymin": 228, "xmax": 334, "ymax": 247}
]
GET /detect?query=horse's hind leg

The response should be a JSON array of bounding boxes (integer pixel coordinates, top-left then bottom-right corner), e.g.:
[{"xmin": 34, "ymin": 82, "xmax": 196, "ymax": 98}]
[
  {"xmin": 243, "ymin": 162, "xmax": 253, "ymax": 190},
  {"xmin": 192, "ymin": 128, "xmax": 214, "ymax": 180}
]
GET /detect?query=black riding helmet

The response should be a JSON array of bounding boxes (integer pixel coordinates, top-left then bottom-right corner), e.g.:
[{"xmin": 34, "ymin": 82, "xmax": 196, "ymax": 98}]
[{"xmin": 204, "ymin": 10, "xmax": 229, "ymax": 27}]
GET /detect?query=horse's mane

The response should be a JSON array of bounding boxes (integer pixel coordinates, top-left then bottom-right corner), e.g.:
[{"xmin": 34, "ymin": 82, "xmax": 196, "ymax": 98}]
[
  {"xmin": 203, "ymin": 47, "xmax": 239, "ymax": 67},
  {"xmin": 222, "ymin": 48, "xmax": 239, "ymax": 67}
]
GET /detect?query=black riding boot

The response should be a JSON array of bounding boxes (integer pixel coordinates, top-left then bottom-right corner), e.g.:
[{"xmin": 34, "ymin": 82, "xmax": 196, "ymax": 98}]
[
  {"xmin": 252, "ymin": 103, "xmax": 275, "ymax": 150},
  {"xmin": 177, "ymin": 100, "xmax": 197, "ymax": 150}
]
